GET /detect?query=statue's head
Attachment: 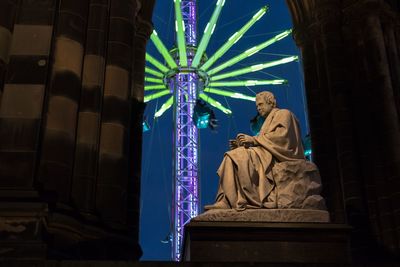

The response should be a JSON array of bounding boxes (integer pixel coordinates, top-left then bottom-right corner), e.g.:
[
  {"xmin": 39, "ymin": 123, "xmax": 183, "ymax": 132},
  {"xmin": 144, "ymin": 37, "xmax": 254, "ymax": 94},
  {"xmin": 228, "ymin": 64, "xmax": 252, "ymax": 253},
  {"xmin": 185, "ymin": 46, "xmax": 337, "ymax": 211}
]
[
  {"xmin": 255, "ymin": 91, "xmax": 276, "ymax": 118},
  {"xmin": 256, "ymin": 91, "xmax": 276, "ymax": 108}
]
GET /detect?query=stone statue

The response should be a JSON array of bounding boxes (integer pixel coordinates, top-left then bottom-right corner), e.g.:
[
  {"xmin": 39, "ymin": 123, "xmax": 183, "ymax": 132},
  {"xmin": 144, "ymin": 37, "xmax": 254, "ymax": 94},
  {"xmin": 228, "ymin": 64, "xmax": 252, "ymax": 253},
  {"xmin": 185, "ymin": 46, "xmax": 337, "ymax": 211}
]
[{"xmin": 204, "ymin": 91, "xmax": 326, "ymax": 213}]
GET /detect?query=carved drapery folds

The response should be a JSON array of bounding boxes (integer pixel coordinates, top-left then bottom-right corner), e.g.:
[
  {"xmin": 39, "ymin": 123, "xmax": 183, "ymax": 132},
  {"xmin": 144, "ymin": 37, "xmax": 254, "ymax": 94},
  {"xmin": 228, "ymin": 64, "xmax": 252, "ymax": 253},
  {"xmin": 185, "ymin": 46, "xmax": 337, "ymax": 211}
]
[
  {"xmin": 0, "ymin": 0, "xmax": 155, "ymax": 260},
  {"xmin": 287, "ymin": 0, "xmax": 400, "ymax": 258}
]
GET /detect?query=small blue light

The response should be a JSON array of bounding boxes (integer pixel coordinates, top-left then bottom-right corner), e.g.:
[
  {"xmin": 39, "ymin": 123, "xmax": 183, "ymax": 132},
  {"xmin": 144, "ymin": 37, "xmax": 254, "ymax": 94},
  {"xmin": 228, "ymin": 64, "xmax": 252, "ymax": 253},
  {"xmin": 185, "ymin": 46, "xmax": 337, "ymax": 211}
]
[{"xmin": 143, "ymin": 121, "xmax": 150, "ymax": 132}]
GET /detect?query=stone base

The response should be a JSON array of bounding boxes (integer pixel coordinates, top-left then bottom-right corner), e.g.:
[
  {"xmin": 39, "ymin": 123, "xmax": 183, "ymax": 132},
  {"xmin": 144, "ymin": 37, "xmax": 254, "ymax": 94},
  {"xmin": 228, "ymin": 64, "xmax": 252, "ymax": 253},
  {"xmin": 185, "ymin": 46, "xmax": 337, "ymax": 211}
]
[
  {"xmin": 0, "ymin": 202, "xmax": 48, "ymax": 261},
  {"xmin": 193, "ymin": 208, "xmax": 330, "ymax": 222},
  {"xmin": 183, "ymin": 221, "xmax": 351, "ymax": 263}
]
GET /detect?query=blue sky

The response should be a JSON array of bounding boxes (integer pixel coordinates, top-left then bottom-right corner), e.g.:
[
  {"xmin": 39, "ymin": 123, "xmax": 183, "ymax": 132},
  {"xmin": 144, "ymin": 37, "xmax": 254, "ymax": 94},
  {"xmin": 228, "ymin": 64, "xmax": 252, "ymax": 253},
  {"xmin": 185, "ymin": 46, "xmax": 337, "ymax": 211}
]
[{"xmin": 139, "ymin": 0, "xmax": 307, "ymax": 260}]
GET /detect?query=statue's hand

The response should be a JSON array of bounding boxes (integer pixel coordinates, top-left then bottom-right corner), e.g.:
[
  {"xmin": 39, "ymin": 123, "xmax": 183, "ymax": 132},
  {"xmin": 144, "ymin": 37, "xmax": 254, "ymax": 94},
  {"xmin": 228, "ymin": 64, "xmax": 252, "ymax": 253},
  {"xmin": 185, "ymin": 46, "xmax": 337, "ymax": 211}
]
[{"xmin": 236, "ymin": 133, "xmax": 255, "ymax": 147}]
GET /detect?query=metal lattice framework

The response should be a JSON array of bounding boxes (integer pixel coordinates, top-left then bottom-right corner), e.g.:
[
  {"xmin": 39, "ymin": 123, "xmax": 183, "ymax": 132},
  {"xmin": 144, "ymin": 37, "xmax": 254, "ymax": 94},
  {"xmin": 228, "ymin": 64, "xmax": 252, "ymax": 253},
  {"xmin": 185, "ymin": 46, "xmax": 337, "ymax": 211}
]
[{"xmin": 144, "ymin": 0, "xmax": 298, "ymax": 260}]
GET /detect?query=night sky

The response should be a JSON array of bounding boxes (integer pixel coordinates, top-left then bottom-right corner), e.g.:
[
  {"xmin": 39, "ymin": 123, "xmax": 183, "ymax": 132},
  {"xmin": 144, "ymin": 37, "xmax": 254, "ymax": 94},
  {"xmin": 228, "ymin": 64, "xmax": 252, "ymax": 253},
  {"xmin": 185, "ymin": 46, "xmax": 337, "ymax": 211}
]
[{"xmin": 139, "ymin": 0, "xmax": 307, "ymax": 260}]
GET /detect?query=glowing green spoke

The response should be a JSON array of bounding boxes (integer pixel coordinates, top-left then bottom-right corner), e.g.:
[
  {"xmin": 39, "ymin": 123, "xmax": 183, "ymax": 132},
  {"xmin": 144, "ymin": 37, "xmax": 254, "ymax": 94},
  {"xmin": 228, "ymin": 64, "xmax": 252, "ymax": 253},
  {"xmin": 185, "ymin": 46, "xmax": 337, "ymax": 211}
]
[
  {"xmin": 174, "ymin": 0, "xmax": 187, "ymax": 66},
  {"xmin": 146, "ymin": 53, "xmax": 169, "ymax": 73},
  {"xmin": 145, "ymin": 66, "xmax": 164, "ymax": 78},
  {"xmin": 145, "ymin": 85, "xmax": 166, "ymax": 91},
  {"xmin": 209, "ymin": 79, "xmax": 287, "ymax": 87},
  {"xmin": 207, "ymin": 29, "xmax": 292, "ymax": 75},
  {"xmin": 210, "ymin": 55, "xmax": 298, "ymax": 81},
  {"xmin": 155, "ymin": 96, "xmax": 174, "ymax": 118},
  {"xmin": 192, "ymin": 0, "xmax": 225, "ymax": 67},
  {"xmin": 199, "ymin": 93, "xmax": 232, "ymax": 114},
  {"xmin": 150, "ymin": 30, "xmax": 178, "ymax": 69},
  {"xmin": 145, "ymin": 77, "xmax": 164, "ymax": 84},
  {"xmin": 204, "ymin": 87, "xmax": 255, "ymax": 101},
  {"xmin": 200, "ymin": 5, "xmax": 269, "ymax": 71},
  {"xmin": 144, "ymin": 90, "xmax": 170, "ymax": 103}
]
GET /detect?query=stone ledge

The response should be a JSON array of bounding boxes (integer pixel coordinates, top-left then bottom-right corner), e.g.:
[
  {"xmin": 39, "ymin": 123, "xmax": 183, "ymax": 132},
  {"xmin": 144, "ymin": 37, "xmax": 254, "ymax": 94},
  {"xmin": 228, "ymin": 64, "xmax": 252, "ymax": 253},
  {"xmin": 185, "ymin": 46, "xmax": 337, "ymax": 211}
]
[{"xmin": 192, "ymin": 208, "xmax": 330, "ymax": 223}]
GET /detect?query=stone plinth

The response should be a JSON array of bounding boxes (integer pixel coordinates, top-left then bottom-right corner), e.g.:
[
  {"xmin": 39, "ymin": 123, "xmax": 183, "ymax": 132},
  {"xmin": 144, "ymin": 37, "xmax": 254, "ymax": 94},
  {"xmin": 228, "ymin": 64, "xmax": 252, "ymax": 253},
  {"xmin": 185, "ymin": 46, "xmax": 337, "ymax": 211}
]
[
  {"xmin": 183, "ymin": 210, "xmax": 351, "ymax": 263},
  {"xmin": 192, "ymin": 208, "xmax": 330, "ymax": 223}
]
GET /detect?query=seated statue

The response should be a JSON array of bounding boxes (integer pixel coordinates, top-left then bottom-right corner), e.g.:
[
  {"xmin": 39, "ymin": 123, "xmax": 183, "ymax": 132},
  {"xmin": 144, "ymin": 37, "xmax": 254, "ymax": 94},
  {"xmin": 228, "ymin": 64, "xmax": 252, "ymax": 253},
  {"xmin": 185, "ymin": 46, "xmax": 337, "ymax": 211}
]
[{"xmin": 205, "ymin": 91, "xmax": 326, "ymax": 211}]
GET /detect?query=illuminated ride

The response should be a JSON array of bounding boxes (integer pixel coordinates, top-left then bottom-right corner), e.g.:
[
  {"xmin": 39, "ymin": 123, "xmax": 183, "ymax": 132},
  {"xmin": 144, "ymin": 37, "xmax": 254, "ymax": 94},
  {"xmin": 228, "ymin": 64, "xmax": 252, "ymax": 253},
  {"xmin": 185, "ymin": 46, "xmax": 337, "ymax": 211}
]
[{"xmin": 144, "ymin": 0, "xmax": 298, "ymax": 260}]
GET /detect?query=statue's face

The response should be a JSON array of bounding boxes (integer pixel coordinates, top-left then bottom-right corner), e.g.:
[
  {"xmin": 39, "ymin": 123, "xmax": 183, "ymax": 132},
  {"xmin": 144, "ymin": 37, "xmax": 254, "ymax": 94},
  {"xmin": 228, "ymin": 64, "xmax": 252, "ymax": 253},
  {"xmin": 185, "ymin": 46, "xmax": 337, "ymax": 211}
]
[{"xmin": 256, "ymin": 97, "xmax": 273, "ymax": 118}]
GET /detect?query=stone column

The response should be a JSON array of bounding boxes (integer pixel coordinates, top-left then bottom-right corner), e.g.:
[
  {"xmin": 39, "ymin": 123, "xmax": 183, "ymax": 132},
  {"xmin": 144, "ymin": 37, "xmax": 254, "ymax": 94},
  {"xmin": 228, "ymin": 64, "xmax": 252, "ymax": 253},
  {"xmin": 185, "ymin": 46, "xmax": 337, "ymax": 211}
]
[
  {"xmin": 314, "ymin": 1, "xmax": 373, "ymax": 256},
  {"xmin": 127, "ymin": 0, "xmax": 155, "ymax": 243},
  {"xmin": 37, "ymin": 0, "xmax": 90, "ymax": 205},
  {"xmin": 346, "ymin": 1, "xmax": 400, "ymax": 254},
  {"xmin": 95, "ymin": 0, "xmax": 136, "ymax": 227},
  {"xmin": 71, "ymin": 0, "xmax": 110, "ymax": 216}
]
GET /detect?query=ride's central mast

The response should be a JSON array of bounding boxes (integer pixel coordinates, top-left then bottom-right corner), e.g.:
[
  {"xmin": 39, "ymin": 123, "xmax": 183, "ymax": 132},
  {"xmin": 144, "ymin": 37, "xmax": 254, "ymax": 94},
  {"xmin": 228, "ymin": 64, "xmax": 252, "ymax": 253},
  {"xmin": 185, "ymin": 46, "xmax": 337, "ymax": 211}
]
[{"xmin": 171, "ymin": 0, "xmax": 199, "ymax": 261}]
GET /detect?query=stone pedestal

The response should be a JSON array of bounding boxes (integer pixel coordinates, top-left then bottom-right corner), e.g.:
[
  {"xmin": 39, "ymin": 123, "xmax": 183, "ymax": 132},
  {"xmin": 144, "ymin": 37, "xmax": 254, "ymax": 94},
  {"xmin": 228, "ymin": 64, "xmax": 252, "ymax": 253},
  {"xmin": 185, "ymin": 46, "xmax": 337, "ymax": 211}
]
[{"xmin": 183, "ymin": 210, "xmax": 351, "ymax": 263}]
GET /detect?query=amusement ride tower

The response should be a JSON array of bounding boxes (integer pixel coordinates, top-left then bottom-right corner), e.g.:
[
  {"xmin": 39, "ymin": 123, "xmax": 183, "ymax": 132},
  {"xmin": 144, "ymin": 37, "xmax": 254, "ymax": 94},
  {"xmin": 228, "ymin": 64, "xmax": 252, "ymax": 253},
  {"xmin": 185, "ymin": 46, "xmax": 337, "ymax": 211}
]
[{"xmin": 144, "ymin": 0, "xmax": 297, "ymax": 260}]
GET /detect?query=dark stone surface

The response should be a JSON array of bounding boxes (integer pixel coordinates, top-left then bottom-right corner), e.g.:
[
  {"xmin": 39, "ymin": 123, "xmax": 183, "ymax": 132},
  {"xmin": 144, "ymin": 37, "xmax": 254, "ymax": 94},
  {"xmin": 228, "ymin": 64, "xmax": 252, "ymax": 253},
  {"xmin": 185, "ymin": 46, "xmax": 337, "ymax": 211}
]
[
  {"xmin": 0, "ymin": 202, "xmax": 48, "ymax": 261},
  {"xmin": 102, "ymin": 96, "xmax": 130, "ymax": 124},
  {"xmin": 7, "ymin": 56, "xmax": 49, "ymax": 83},
  {"xmin": 16, "ymin": 0, "xmax": 56, "ymax": 25},
  {"xmin": 183, "ymin": 221, "xmax": 352, "ymax": 263},
  {"xmin": 0, "ymin": 0, "xmax": 18, "ymax": 30}
]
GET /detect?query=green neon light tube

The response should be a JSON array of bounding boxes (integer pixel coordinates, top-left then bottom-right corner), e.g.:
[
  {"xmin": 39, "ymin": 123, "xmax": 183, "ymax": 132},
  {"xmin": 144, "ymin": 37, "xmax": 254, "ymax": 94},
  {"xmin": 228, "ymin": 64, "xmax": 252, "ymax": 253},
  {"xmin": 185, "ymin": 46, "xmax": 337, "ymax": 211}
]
[
  {"xmin": 154, "ymin": 96, "xmax": 174, "ymax": 117},
  {"xmin": 145, "ymin": 66, "xmax": 164, "ymax": 78},
  {"xmin": 200, "ymin": 5, "xmax": 269, "ymax": 71},
  {"xmin": 204, "ymin": 87, "xmax": 255, "ymax": 101},
  {"xmin": 207, "ymin": 29, "xmax": 292, "ymax": 75},
  {"xmin": 150, "ymin": 31, "xmax": 178, "ymax": 69},
  {"xmin": 210, "ymin": 55, "xmax": 298, "ymax": 81},
  {"xmin": 145, "ymin": 85, "xmax": 166, "ymax": 91},
  {"xmin": 145, "ymin": 53, "xmax": 169, "ymax": 73},
  {"xmin": 145, "ymin": 77, "xmax": 163, "ymax": 84},
  {"xmin": 199, "ymin": 93, "xmax": 232, "ymax": 114},
  {"xmin": 144, "ymin": 90, "xmax": 170, "ymax": 103},
  {"xmin": 209, "ymin": 79, "xmax": 287, "ymax": 87},
  {"xmin": 191, "ymin": 0, "xmax": 225, "ymax": 67},
  {"xmin": 174, "ymin": 0, "xmax": 187, "ymax": 66}
]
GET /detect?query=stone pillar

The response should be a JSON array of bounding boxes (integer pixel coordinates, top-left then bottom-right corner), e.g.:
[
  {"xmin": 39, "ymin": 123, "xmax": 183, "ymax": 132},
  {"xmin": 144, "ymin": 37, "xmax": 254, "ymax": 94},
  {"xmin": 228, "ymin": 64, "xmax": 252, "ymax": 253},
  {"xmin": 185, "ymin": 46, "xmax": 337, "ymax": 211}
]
[
  {"xmin": 343, "ymin": 0, "xmax": 400, "ymax": 255},
  {"xmin": 71, "ymin": 0, "xmax": 110, "ymax": 216},
  {"xmin": 127, "ymin": 0, "xmax": 155, "ymax": 243},
  {"xmin": 37, "ymin": 0, "xmax": 89, "ymax": 204},
  {"xmin": 314, "ymin": 1, "xmax": 370, "ymax": 251},
  {"xmin": 0, "ymin": 0, "xmax": 153, "ymax": 261},
  {"xmin": 95, "ymin": 0, "xmax": 136, "ymax": 227}
]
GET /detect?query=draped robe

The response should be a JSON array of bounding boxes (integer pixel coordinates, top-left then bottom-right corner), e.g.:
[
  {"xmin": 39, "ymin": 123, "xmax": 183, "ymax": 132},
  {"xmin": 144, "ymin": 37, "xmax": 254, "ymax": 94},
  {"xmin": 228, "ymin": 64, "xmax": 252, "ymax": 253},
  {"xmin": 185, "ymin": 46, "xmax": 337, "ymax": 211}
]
[{"xmin": 214, "ymin": 108, "xmax": 305, "ymax": 210}]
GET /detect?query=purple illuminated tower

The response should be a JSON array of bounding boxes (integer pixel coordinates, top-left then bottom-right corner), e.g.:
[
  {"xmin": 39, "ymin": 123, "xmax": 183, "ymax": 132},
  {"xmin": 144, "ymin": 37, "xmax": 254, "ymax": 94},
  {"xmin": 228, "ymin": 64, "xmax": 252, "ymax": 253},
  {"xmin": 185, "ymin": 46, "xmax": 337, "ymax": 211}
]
[
  {"xmin": 171, "ymin": 0, "xmax": 199, "ymax": 261},
  {"xmin": 144, "ymin": 0, "xmax": 297, "ymax": 260}
]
